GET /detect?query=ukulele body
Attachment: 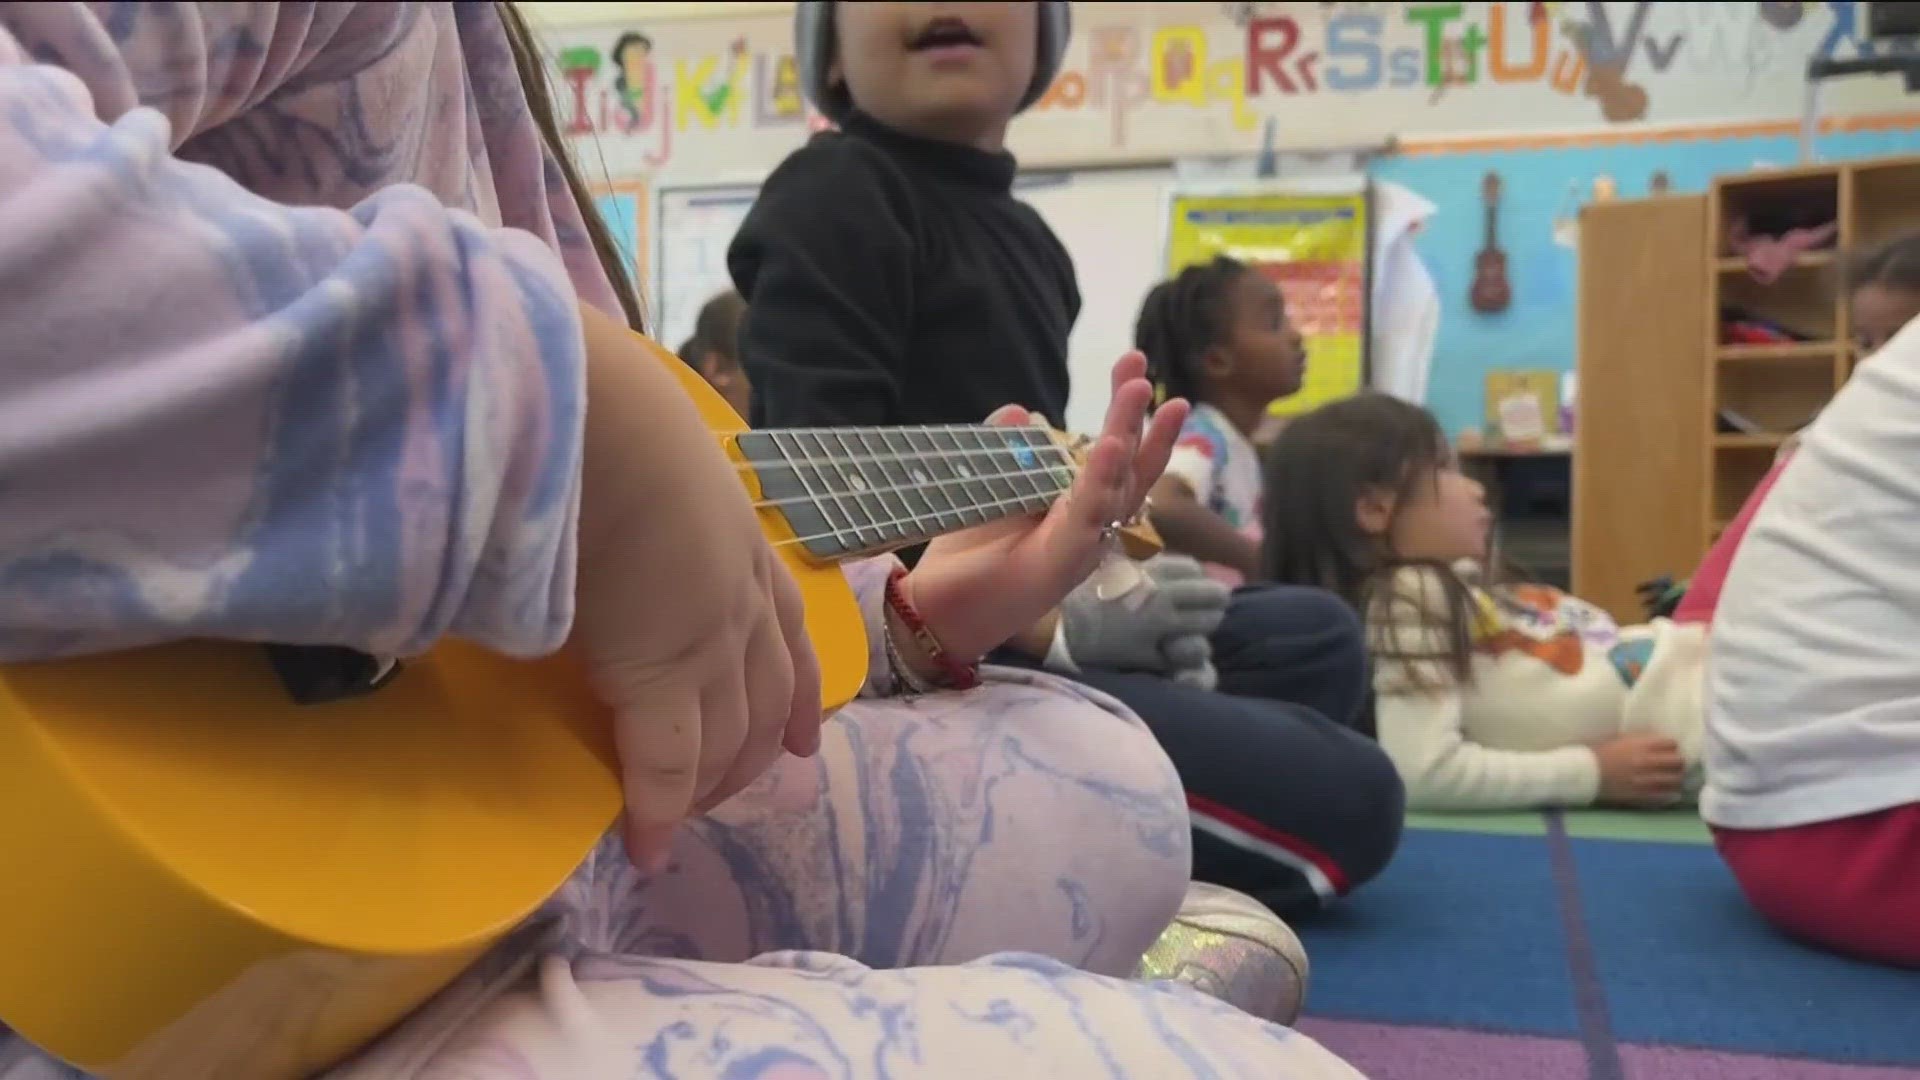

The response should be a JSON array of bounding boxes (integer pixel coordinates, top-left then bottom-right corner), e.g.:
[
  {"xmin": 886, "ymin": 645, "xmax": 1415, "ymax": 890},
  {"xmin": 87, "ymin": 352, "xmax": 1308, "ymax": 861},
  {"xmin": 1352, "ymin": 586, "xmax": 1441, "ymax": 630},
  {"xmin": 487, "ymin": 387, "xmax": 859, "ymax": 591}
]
[
  {"xmin": 0, "ymin": 337, "xmax": 869, "ymax": 1079},
  {"xmin": 1469, "ymin": 171, "xmax": 1514, "ymax": 315},
  {"xmin": 1470, "ymin": 248, "xmax": 1512, "ymax": 314}
]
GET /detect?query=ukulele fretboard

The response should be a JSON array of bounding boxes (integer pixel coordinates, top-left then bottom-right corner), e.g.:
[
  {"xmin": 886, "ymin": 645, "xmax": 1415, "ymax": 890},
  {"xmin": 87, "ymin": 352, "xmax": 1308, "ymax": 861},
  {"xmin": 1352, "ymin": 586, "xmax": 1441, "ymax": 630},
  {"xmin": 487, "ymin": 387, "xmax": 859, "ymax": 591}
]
[{"xmin": 735, "ymin": 425, "xmax": 1077, "ymax": 561}]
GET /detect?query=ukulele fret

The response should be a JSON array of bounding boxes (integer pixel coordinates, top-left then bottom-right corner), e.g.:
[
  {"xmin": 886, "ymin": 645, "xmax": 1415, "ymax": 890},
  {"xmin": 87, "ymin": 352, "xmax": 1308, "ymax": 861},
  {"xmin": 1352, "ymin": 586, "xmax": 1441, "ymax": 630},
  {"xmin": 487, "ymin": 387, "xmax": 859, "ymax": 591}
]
[
  {"xmin": 927, "ymin": 428, "xmax": 997, "ymax": 528},
  {"xmin": 1005, "ymin": 428, "xmax": 1072, "ymax": 512},
  {"xmin": 852, "ymin": 428, "xmax": 941, "ymax": 541},
  {"xmin": 735, "ymin": 425, "xmax": 1077, "ymax": 562},
  {"xmin": 959, "ymin": 428, "xmax": 1027, "ymax": 515},
  {"xmin": 829, "ymin": 429, "xmax": 914, "ymax": 544},
  {"xmin": 880, "ymin": 427, "xmax": 971, "ymax": 537},
  {"xmin": 757, "ymin": 431, "xmax": 862, "ymax": 558},
  {"xmin": 803, "ymin": 429, "xmax": 889, "ymax": 549},
  {"xmin": 908, "ymin": 428, "xmax": 985, "ymax": 532}
]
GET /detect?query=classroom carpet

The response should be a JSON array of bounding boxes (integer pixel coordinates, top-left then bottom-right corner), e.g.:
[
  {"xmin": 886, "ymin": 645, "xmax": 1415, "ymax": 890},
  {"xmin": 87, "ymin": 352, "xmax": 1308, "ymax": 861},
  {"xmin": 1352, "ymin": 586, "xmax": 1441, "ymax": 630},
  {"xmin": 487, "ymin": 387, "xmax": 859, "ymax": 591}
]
[{"xmin": 1292, "ymin": 808, "xmax": 1920, "ymax": 1079}]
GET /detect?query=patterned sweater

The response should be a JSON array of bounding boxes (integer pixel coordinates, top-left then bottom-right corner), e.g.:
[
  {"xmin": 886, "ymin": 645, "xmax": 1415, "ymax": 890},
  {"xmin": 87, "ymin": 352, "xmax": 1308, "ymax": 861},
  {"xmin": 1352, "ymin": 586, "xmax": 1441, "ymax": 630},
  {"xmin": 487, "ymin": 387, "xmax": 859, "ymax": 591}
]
[
  {"xmin": 0, "ymin": 2, "xmax": 617, "ymax": 663},
  {"xmin": 1370, "ymin": 566, "xmax": 1705, "ymax": 810},
  {"xmin": 1161, "ymin": 403, "xmax": 1263, "ymax": 587}
]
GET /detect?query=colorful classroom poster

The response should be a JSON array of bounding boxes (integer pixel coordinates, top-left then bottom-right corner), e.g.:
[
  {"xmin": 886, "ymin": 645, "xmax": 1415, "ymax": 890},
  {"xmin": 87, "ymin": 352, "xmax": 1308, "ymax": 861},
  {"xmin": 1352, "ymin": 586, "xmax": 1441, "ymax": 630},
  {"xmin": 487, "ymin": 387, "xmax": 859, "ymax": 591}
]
[{"xmin": 1164, "ymin": 188, "xmax": 1369, "ymax": 417}]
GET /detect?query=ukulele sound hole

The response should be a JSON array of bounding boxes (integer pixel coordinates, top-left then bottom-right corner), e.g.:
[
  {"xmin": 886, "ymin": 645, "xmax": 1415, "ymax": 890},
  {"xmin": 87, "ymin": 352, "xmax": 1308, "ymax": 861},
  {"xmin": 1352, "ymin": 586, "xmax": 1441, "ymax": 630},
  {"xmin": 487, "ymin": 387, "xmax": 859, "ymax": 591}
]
[{"xmin": 265, "ymin": 645, "xmax": 403, "ymax": 706}]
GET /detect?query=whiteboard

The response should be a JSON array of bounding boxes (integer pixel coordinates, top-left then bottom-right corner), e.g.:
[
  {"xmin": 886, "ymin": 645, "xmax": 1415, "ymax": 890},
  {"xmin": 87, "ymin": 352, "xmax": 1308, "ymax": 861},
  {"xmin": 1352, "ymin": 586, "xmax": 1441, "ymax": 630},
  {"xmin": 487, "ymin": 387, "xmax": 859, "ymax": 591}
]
[
  {"xmin": 1014, "ymin": 168, "xmax": 1174, "ymax": 435},
  {"xmin": 651, "ymin": 182, "xmax": 759, "ymax": 352},
  {"xmin": 645, "ymin": 168, "xmax": 1179, "ymax": 434}
]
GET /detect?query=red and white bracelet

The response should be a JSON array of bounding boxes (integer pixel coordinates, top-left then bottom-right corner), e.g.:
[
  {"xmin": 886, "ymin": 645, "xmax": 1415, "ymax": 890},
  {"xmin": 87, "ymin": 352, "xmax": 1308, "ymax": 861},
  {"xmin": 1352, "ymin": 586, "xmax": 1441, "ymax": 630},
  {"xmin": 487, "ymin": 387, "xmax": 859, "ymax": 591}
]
[{"xmin": 882, "ymin": 566, "xmax": 981, "ymax": 693}]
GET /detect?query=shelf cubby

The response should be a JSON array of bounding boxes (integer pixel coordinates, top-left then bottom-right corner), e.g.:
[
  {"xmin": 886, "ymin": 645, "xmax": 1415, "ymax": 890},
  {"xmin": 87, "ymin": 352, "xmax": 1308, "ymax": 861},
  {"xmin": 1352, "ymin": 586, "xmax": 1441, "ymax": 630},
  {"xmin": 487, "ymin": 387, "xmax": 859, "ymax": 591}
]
[{"xmin": 1696, "ymin": 156, "xmax": 1920, "ymax": 549}]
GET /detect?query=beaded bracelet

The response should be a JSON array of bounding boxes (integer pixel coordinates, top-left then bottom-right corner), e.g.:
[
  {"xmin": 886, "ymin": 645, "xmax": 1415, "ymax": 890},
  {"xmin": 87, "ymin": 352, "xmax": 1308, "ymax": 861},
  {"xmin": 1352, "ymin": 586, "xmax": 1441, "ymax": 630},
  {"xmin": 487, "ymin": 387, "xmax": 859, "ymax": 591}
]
[{"xmin": 883, "ymin": 566, "xmax": 981, "ymax": 692}]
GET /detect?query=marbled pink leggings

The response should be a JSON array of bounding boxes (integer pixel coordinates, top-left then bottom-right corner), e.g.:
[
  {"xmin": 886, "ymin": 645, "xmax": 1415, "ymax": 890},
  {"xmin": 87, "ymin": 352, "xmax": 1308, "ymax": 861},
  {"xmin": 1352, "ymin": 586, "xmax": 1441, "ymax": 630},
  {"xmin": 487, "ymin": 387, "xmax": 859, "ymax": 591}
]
[{"xmin": 1, "ymin": 668, "xmax": 1361, "ymax": 1079}]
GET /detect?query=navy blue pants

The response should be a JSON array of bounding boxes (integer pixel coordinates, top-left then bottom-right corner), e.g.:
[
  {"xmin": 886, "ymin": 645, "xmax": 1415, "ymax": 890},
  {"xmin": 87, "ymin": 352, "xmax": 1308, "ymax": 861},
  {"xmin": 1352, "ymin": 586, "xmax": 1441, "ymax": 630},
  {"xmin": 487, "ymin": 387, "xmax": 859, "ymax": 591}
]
[{"xmin": 1011, "ymin": 585, "xmax": 1404, "ymax": 920}]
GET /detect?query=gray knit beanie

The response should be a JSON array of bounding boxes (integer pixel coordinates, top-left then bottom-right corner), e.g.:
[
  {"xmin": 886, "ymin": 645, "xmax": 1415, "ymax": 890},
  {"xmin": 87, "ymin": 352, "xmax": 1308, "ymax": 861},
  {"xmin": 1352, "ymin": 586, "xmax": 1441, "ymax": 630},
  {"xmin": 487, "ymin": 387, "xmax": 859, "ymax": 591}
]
[{"xmin": 793, "ymin": 1, "xmax": 1072, "ymax": 123}]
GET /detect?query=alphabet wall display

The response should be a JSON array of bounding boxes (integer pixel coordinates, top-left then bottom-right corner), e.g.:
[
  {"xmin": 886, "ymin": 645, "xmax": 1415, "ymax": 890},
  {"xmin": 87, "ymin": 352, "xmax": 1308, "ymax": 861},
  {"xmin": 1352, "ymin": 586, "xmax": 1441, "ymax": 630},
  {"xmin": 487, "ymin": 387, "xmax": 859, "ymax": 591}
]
[{"xmin": 541, "ymin": 1, "xmax": 1910, "ymax": 177}]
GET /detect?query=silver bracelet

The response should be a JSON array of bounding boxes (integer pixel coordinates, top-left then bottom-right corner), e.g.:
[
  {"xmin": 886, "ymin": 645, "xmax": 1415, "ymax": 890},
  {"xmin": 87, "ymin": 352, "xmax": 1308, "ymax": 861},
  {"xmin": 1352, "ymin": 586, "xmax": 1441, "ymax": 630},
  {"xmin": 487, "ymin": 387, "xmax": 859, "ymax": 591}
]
[{"xmin": 881, "ymin": 608, "xmax": 940, "ymax": 697}]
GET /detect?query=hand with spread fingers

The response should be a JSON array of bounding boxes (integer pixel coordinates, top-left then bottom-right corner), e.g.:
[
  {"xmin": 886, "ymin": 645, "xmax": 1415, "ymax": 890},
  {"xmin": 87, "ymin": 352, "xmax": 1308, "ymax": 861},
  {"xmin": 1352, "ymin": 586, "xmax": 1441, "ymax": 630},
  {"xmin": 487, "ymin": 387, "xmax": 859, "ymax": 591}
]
[{"xmin": 900, "ymin": 351, "xmax": 1190, "ymax": 667}]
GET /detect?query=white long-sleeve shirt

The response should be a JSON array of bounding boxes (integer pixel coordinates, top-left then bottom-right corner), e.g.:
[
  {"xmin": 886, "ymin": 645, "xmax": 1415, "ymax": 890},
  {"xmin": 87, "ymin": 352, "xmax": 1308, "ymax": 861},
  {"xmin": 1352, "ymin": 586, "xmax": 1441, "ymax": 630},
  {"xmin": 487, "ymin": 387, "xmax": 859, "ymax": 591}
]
[
  {"xmin": 1371, "ymin": 567, "xmax": 1705, "ymax": 811},
  {"xmin": 1704, "ymin": 316, "xmax": 1920, "ymax": 830}
]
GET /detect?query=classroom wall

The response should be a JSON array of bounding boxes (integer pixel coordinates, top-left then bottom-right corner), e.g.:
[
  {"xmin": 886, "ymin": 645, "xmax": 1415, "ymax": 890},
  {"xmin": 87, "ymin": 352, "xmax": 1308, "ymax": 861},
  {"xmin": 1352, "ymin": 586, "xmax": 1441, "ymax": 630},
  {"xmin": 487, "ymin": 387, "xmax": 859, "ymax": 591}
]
[
  {"xmin": 1376, "ymin": 124, "xmax": 1920, "ymax": 435},
  {"xmin": 533, "ymin": 1, "xmax": 1920, "ymax": 432},
  {"xmin": 532, "ymin": 2, "xmax": 1918, "ymax": 179}
]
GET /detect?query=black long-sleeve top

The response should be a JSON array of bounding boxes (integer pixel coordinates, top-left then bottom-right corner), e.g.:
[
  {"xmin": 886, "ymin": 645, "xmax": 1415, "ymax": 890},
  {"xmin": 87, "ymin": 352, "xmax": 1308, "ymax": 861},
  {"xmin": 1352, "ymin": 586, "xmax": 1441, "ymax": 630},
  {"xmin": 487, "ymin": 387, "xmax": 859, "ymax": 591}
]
[{"xmin": 728, "ymin": 111, "xmax": 1078, "ymax": 431}]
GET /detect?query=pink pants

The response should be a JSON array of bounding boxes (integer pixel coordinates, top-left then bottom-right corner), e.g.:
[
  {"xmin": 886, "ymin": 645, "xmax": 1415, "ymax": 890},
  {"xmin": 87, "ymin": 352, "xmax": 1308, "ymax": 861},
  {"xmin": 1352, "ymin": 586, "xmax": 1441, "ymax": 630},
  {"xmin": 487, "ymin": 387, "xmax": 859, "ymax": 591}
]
[
  {"xmin": 1714, "ymin": 802, "xmax": 1920, "ymax": 968},
  {"xmin": 334, "ymin": 951, "xmax": 1362, "ymax": 1079},
  {"xmin": 1675, "ymin": 456, "xmax": 1792, "ymax": 626},
  {"xmin": 1, "ymin": 664, "xmax": 1361, "ymax": 1079}
]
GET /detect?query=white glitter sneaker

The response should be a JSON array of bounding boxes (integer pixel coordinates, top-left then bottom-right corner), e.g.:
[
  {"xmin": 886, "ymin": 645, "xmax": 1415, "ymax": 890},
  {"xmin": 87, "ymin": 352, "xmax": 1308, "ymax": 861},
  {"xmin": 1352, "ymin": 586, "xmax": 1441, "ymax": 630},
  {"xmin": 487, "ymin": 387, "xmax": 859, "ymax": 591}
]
[{"xmin": 1133, "ymin": 881, "xmax": 1309, "ymax": 1025}]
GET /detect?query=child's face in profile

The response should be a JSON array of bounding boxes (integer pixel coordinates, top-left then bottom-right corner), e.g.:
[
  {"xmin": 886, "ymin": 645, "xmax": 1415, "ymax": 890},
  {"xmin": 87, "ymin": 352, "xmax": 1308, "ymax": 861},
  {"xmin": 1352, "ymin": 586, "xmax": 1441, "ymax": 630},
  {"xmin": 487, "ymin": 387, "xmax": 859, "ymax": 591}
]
[
  {"xmin": 1218, "ymin": 271, "xmax": 1307, "ymax": 404},
  {"xmin": 830, "ymin": 1, "xmax": 1039, "ymax": 149},
  {"xmin": 1372, "ymin": 465, "xmax": 1492, "ymax": 565}
]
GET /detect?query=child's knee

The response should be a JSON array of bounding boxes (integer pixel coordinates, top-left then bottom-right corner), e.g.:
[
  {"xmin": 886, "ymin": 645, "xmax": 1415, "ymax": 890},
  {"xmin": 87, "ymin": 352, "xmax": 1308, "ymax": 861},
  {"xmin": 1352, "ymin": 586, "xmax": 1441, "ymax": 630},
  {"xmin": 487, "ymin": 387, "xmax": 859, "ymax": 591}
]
[
  {"xmin": 1221, "ymin": 586, "xmax": 1370, "ymax": 720},
  {"xmin": 1056, "ymin": 689, "xmax": 1193, "ymax": 859},
  {"xmin": 1003, "ymin": 676, "xmax": 1189, "ymax": 800},
  {"xmin": 1024, "ymin": 688, "xmax": 1193, "ymax": 939},
  {"xmin": 1338, "ymin": 737, "xmax": 1408, "ymax": 889},
  {"xmin": 1302, "ymin": 587, "xmax": 1370, "ymax": 694}
]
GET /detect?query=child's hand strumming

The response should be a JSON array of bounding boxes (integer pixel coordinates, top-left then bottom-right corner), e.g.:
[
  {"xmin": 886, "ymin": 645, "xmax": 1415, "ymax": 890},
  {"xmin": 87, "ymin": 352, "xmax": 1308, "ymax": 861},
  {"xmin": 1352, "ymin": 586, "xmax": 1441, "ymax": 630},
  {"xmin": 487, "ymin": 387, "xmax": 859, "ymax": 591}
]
[{"xmin": 572, "ymin": 303, "xmax": 824, "ymax": 873}]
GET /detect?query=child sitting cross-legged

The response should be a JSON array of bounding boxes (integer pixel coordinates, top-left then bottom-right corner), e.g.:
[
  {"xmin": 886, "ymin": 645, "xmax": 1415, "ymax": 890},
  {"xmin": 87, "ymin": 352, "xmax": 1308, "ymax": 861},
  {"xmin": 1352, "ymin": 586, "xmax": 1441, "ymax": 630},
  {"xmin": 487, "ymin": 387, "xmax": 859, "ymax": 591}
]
[
  {"xmin": 1261, "ymin": 393, "xmax": 1706, "ymax": 812},
  {"xmin": 1695, "ymin": 233, "xmax": 1920, "ymax": 968}
]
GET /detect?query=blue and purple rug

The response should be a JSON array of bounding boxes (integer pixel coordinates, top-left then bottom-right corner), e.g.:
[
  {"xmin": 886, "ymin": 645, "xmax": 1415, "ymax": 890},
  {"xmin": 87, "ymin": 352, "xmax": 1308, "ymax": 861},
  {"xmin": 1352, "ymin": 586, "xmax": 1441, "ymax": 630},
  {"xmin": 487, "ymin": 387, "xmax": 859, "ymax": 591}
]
[{"xmin": 1294, "ymin": 809, "xmax": 1920, "ymax": 1079}]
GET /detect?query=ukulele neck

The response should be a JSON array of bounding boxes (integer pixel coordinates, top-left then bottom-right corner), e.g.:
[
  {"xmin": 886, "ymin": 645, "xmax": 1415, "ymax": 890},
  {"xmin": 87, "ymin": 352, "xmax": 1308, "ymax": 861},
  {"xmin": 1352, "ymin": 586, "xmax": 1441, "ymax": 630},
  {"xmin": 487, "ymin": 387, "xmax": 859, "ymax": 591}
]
[{"xmin": 733, "ymin": 425, "xmax": 1077, "ymax": 563}]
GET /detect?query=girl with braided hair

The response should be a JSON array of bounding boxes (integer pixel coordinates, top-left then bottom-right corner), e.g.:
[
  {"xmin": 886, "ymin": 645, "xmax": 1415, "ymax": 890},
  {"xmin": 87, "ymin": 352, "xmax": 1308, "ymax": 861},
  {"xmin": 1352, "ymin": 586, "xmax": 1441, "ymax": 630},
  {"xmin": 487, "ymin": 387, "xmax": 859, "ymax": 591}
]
[{"xmin": 1140, "ymin": 257, "xmax": 1307, "ymax": 586}]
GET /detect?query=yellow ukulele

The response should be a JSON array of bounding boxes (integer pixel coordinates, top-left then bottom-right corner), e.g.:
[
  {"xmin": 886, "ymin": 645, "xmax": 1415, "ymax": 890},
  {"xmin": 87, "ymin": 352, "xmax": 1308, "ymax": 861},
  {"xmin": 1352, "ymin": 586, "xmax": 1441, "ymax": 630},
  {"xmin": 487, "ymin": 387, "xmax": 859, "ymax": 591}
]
[{"xmin": 0, "ymin": 333, "xmax": 1157, "ymax": 1080}]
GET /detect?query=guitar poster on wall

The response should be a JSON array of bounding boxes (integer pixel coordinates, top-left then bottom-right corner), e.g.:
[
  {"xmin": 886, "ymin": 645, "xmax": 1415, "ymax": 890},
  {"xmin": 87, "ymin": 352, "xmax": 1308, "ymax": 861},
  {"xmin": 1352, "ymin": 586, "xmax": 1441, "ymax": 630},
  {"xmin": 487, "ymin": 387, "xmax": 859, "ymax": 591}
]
[{"xmin": 1164, "ymin": 181, "xmax": 1372, "ymax": 418}]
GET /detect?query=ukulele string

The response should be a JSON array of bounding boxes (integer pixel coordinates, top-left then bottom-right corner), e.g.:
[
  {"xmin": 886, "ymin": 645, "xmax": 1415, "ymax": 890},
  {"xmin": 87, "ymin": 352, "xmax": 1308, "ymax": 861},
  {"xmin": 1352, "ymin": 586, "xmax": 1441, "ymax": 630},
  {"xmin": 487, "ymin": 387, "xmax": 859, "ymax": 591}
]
[
  {"xmin": 716, "ymin": 439, "xmax": 1081, "ymax": 513},
  {"xmin": 747, "ymin": 455, "xmax": 1075, "ymax": 514},
  {"xmin": 702, "ymin": 426, "xmax": 1096, "ymax": 548},
  {"xmin": 719, "ymin": 438, "xmax": 1077, "ymax": 477},
  {"xmin": 764, "ymin": 484, "xmax": 1074, "ymax": 552}
]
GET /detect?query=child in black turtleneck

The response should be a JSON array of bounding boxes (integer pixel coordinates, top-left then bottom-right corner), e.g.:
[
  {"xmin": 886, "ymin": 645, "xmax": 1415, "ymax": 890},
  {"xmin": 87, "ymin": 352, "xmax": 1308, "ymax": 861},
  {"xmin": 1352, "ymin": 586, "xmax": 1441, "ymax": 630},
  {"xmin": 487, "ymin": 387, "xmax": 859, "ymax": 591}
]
[{"xmin": 728, "ymin": 2, "xmax": 1075, "ymax": 431}]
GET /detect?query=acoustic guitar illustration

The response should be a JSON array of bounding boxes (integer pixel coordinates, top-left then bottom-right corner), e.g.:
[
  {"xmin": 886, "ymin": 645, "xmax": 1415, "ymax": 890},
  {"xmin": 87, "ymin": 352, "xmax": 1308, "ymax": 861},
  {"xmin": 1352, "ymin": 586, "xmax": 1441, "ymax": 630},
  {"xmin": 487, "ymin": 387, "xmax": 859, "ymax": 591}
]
[{"xmin": 1470, "ymin": 170, "xmax": 1513, "ymax": 316}]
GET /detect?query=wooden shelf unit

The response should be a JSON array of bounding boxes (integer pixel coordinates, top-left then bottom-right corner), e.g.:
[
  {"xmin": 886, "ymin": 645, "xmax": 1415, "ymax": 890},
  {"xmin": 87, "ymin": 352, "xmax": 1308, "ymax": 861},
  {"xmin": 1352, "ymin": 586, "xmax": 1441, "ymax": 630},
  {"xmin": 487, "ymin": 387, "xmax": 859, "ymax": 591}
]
[
  {"xmin": 1574, "ymin": 153, "xmax": 1920, "ymax": 623},
  {"xmin": 1574, "ymin": 194, "xmax": 1711, "ymax": 624},
  {"xmin": 1704, "ymin": 154, "xmax": 1920, "ymax": 548}
]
